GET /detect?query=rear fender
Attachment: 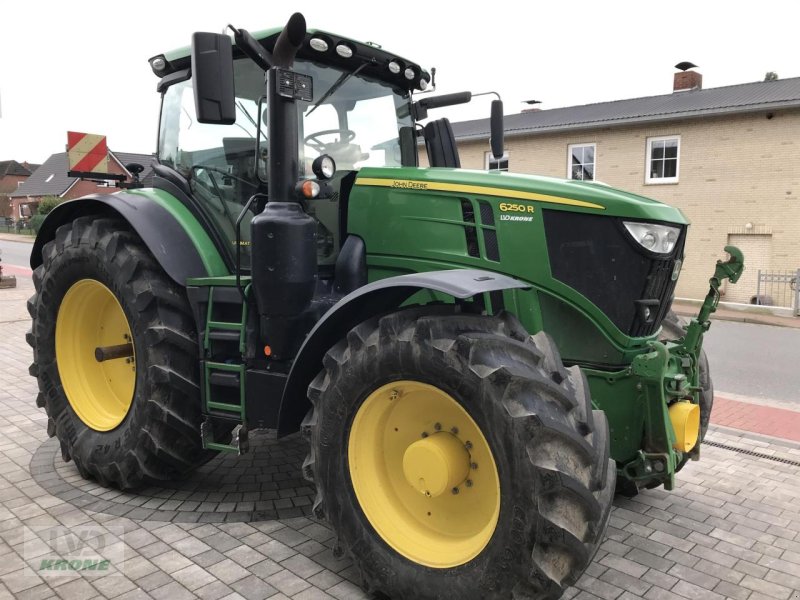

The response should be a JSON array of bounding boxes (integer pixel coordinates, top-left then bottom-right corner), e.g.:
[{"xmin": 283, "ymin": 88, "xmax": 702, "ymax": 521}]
[
  {"xmin": 277, "ymin": 269, "xmax": 531, "ymax": 436},
  {"xmin": 30, "ymin": 190, "xmax": 228, "ymax": 285}
]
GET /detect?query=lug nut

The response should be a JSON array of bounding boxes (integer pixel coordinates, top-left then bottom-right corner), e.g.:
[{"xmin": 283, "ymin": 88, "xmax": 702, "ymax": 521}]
[
  {"xmin": 465, "ymin": 480, "xmax": 473, "ymax": 488},
  {"xmin": 450, "ymin": 426, "xmax": 459, "ymax": 435},
  {"xmin": 421, "ymin": 432, "xmax": 428, "ymax": 438},
  {"xmin": 434, "ymin": 423, "xmax": 442, "ymax": 431},
  {"xmin": 465, "ymin": 441, "xmax": 473, "ymax": 450},
  {"xmin": 451, "ymin": 487, "xmax": 459, "ymax": 495},
  {"xmin": 471, "ymin": 462, "xmax": 478, "ymax": 470},
  {"xmin": 389, "ymin": 389, "xmax": 399, "ymax": 401}
]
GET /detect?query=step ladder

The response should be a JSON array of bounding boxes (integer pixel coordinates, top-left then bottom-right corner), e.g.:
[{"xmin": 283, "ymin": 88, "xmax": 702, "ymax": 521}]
[{"xmin": 199, "ymin": 285, "xmax": 250, "ymax": 454}]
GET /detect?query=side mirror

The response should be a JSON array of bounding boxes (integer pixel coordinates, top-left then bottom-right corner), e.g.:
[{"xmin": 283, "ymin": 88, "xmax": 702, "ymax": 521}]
[
  {"xmin": 191, "ymin": 32, "xmax": 236, "ymax": 125},
  {"xmin": 490, "ymin": 99, "xmax": 504, "ymax": 159}
]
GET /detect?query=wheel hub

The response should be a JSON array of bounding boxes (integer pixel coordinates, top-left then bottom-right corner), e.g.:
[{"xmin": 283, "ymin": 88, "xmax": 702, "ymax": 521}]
[
  {"xmin": 55, "ymin": 279, "xmax": 136, "ymax": 431},
  {"xmin": 402, "ymin": 432, "xmax": 470, "ymax": 497},
  {"xmin": 348, "ymin": 380, "xmax": 500, "ymax": 568}
]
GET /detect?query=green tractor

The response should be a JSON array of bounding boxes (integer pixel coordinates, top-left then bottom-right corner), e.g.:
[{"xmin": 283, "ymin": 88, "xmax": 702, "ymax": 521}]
[{"xmin": 27, "ymin": 13, "xmax": 743, "ymax": 599}]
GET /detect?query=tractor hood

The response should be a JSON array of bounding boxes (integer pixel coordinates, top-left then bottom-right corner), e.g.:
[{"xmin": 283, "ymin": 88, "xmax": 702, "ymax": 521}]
[{"xmin": 354, "ymin": 166, "xmax": 690, "ymax": 224}]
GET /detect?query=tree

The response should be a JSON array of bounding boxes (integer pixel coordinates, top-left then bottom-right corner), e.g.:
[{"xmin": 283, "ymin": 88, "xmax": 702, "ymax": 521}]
[
  {"xmin": 764, "ymin": 71, "xmax": 779, "ymax": 81},
  {"xmin": 37, "ymin": 196, "xmax": 62, "ymax": 215}
]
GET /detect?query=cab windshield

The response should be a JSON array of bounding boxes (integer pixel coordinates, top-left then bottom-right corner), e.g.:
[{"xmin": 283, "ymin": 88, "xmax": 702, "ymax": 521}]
[{"xmin": 158, "ymin": 56, "xmax": 413, "ymax": 266}]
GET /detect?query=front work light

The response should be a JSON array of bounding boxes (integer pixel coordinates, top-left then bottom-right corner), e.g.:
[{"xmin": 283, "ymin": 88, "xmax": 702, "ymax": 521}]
[
  {"xmin": 312, "ymin": 155, "xmax": 336, "ymax": 180},
  {"xmin": 336, "ymin": 44, "xmax": 354, "ymax": 58},
  {"xmin": 310, "ymin": 38, "xmax": 329, "ymax": 52},
  {"xmin": 623, "ymin": 221, "xmax": 680, "ymax": 254}
]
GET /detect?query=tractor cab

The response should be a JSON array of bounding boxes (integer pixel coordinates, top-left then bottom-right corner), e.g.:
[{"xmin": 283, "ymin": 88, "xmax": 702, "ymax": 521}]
[{"xmin": 153, "ymin": 27, "xmax": 423, "ymax": 269}]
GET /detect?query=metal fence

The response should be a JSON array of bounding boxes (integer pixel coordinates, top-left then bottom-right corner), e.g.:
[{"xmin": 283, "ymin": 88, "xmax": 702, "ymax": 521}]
[
  {"xmin": 755, "ymin": 269, "xmax": 800, "ymax": 315},
  {"xmin": 0, "ymin": 221, "xmax": 35, "ymax": 236}
]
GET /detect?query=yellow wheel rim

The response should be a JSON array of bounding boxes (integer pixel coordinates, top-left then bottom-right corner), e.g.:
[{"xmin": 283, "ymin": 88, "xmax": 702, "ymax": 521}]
[
  {"xmin": 55, "ymin": 279, "xmax": 136, "ymax": 431},
  {"xmin": 348, "ymin": 380, "xmax": 500, "ymax": 568}
]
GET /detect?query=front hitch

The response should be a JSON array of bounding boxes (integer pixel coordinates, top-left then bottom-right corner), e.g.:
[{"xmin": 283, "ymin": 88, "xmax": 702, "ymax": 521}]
[
  {"xmin": 625, "ymin": 246, "xmax": 745, "ymax": 490},
  {"xmin": 678, "ymin": 245, "xmax": 745, "ymax": 356}
]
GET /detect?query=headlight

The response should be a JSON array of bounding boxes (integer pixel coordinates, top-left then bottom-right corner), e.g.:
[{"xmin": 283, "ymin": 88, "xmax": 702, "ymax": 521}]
[{"xmin": 623, "ymin": 221, "xmax": 680, "ymax": 254}]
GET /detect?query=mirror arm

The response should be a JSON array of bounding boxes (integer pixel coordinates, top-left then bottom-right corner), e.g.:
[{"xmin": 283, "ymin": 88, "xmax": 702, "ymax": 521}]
[{"xmin": 228, "ymin": 25, "xmax": 274, "ymax": 71}]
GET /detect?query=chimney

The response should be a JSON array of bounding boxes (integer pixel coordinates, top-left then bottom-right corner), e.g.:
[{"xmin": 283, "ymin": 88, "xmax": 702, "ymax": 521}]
[{"xmin": 673, "ymin": 61, "xmax": 702, "ymax": 92}]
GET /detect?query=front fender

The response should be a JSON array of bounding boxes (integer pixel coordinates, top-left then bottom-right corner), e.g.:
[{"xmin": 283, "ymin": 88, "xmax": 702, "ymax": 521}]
[
  {"xmin": 277, "ymin": 268, "xmax": 531, "ymax": 436},
  {"xmin": 30, "ymin": 189, "xmax": 228, "ymax": 285}
]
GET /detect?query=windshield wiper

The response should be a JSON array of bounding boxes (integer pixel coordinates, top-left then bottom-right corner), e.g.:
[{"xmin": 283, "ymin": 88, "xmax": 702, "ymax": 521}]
[{"xmin": 306, "ymin": 62, "xmax": 368, "ymax": 116}]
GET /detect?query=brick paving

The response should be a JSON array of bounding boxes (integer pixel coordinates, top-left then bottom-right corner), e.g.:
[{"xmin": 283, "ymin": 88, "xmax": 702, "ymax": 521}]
[
  {"xmin": 2, "ymin": 278, "xmax": 800, "ymax": 600},
  {"xmin": 713, "ymin": 396, "xmax": 800, "ymax": 443},
  {"xmin": 0, "ymin": 264, "xmax": 31, "ymax": 278}
]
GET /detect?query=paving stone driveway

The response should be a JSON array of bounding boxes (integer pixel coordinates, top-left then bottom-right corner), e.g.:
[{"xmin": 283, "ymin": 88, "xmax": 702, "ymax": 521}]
[{"xmin": 2, "ymin": 277, "xmax": 800, "ymax": 600}]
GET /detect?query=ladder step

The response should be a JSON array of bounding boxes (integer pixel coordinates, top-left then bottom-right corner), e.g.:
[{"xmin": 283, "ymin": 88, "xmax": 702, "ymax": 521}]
[
  {"xmin": 206, "ymin": 361, "xmax": 245, "ymax": 372},
  {"xmin": 208, "ymin": 321, "xmax": 242, "ymax": 331},
  {"xmin": 205, "ymin": 441, "xmax": 240, "ymax": 453},
  {"xmin": 209, "ymin": 371, "xmax": 240, "ymax": 388},
  {"xmin": 207, "ymin": 400, "xmax": 243, "ymax": 413},
  {"xmin": 208, "ymin": 330, "xmax": 241, "ymax": 342}
]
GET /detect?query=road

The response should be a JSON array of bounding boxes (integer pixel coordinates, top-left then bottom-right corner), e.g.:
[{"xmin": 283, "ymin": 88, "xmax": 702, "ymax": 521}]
[
  {"xmin": 703, "ymin": 319, "xmax": 800, "ymax": 406},
  {"xmin": 0, "ymin": 238, "xmax": 33, "ymax": 276}
]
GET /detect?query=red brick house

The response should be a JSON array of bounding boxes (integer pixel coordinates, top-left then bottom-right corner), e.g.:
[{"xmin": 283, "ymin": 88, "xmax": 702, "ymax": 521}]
[
  {"xmin": 9, "ymin": 151, "xmax": 155, "ymax": 220},
  {"xmin": 0, "ymin": 161, "xmax": 39, "ymax": 219}
]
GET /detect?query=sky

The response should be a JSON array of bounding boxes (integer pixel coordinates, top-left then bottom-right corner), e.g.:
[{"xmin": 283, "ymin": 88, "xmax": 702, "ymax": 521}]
[{"xmin": 1, "ymin": 0, "xmax": 799, "ymax": 164}]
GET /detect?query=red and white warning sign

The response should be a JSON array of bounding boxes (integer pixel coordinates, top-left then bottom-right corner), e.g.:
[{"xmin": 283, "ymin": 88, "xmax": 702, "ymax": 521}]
[{"xmin": 67, "ymin": 131, "xmax": 109, "ymax": 174}]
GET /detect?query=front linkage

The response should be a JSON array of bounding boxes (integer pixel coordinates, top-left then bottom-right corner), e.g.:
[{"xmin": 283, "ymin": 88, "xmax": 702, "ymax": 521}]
[{"xmin": 622, "ymin": 246, "xmax": 745, "ymax": 490}]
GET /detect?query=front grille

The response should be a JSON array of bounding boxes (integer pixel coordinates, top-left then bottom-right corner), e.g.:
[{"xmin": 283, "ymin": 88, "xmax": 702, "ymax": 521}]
[
  {"xmin": 460, "ymin": 199, "xmax": 480, "ymax": 257},
  {"xmin": 631, "ymin": 255, "xmax": 681, "ymax": 336},
  {"xmin": 483, "ymin": 229, "xmax": 500, "ymax": 261},
  {"xmin": 543, "ymin": 210, "xmax": 685, "ymax": 337},
  {"xmin": 479, "ymin": 201, "xmax": 495, "ymax": 226}
]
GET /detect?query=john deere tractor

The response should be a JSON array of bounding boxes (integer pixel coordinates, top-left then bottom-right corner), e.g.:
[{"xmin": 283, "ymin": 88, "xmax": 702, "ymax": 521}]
[{"xmin": 27, "ymin": 13, "xmax": 743, "ymax": 599}]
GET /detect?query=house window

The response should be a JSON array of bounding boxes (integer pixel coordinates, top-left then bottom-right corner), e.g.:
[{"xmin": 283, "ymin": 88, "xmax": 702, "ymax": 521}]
[
  {"xmin": 485, "ymin": 151, "xmax": 509, "ymax": 172},
  {"xmin": 646, "ymin": 136, "xmax": 680, "ymax": 183},
  {"xmin": 568, "ymin": 143, "xmax": 595, "ymax": 181}
]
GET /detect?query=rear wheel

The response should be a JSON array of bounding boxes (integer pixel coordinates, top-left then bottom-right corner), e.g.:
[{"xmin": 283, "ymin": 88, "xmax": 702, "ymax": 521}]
[
  {"xmin": 302, "ymin": 309, "xmax": 615, "ymax": 599},
  {"xmin": 27, "ymin": 217, "xmax": 210, "ymax": 489}
]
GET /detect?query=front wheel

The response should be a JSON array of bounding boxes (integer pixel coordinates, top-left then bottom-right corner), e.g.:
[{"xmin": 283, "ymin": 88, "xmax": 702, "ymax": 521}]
[{"xmin": 302, "ymin": 309, "xmax": 615, "ymax": 599}]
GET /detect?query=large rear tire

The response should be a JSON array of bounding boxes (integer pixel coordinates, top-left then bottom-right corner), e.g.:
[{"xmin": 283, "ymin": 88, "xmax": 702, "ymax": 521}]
[
  {"xmin": 27, "ymin": 217, "xmax": 210, "ymax": 489},
  {"xmin": 302, "ymin": 309, "xmax": 615, "ymax": 599}
]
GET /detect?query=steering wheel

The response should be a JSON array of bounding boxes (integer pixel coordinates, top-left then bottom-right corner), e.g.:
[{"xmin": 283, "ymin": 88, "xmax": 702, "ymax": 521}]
[{"xmin": 304, "ymin": 128, "xmax": 356, "ymax": 153}]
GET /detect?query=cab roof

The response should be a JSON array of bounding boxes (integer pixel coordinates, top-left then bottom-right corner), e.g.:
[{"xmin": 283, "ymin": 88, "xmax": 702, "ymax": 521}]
[{"xmin": 151, "ymin": 27, "xmax": 430, "ymax": 93}]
